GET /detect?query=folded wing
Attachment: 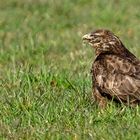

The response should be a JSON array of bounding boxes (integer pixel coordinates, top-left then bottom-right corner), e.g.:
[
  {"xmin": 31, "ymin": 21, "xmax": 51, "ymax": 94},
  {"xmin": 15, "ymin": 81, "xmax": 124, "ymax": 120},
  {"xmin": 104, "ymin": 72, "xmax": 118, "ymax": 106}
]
[{"xmin": 102, "ymin": 55, "xmax": 140, "ymax": 105}]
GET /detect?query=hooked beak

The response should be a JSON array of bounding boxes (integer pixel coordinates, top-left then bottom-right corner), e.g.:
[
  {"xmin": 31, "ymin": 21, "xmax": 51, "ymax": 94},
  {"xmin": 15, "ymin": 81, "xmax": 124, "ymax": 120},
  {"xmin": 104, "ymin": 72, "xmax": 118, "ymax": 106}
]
[
  {"xmin": 82, "ymin": 33, "xmax": 92, "ymax": 41},
  {"xmin": 82, "ymin": 33, "xmax": 94, "ymax": 46}
]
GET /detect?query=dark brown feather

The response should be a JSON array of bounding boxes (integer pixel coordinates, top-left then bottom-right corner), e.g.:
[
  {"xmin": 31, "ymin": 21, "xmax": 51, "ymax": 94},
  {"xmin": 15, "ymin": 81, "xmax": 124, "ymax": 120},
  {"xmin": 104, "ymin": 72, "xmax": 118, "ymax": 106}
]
[{"xmin": 83, "ymin": 29, "xmax": 140, "ymax": 107}]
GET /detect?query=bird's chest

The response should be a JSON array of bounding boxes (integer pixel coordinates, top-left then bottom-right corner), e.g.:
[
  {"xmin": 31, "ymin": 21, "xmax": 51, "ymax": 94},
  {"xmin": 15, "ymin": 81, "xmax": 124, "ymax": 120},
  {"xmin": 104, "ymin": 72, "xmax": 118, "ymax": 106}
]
[{"xmin": 92, "ymin": 61, "xmax": 107, "ymax": 87}]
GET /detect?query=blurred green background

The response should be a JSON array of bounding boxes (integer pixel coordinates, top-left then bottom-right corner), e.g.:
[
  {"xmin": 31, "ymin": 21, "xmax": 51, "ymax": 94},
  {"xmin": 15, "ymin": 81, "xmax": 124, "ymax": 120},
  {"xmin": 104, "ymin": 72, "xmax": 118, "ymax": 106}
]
[{"xmin": 1, "ymin": 0, "xmax": 140, "ymax": 139}]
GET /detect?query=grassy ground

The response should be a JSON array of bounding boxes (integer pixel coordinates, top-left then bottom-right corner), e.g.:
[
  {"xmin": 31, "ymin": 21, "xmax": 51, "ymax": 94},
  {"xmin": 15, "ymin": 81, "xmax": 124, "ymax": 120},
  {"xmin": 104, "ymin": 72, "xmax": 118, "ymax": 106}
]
[{"xmin": 1, "ymin": 0, "xmax": 140, "ymax": 139}]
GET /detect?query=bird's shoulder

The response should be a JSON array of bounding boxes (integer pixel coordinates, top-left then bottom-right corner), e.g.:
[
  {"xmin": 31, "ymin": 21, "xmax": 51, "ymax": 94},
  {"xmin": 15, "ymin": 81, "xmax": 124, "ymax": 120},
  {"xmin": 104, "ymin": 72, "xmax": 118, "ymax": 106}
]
[{"xmin": 94, "ymin": 53, "xmax": 140, "ymax": 78}]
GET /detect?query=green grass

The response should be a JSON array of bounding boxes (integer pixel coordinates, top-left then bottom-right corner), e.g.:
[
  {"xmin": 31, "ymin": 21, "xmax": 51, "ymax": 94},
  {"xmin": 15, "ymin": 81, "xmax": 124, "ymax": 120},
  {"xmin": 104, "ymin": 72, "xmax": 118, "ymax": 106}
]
[{"xmin": 1, "ymin": 0, "xmax": 140, "ymax": 139}]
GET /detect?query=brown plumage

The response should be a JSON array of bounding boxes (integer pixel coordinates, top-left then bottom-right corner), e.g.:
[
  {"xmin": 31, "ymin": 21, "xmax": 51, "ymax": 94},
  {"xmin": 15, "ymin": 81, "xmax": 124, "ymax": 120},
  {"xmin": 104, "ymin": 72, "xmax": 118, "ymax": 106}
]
[{"xmin": 82, "ymin": 29, "xmax": 140, "ymax": 108}]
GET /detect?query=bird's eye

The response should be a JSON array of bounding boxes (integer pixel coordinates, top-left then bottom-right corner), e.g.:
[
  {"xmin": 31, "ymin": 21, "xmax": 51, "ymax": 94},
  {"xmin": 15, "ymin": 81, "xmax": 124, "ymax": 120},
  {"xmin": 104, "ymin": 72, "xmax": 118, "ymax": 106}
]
[
  {"xmin": 93, "ymin": 35, "xmax": 99, "ymax": 38},
  {"xmin": 90, "ymin": 34, "xmax": 94, "ymax": 37}
]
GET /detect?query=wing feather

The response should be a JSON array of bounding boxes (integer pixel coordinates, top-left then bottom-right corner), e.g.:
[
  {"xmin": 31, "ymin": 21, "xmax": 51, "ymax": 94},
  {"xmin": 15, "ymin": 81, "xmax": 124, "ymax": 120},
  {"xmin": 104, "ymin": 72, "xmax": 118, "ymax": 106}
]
[{"xmin": 101, "ymin": 55, "xmax": 140, "ymax": 104}]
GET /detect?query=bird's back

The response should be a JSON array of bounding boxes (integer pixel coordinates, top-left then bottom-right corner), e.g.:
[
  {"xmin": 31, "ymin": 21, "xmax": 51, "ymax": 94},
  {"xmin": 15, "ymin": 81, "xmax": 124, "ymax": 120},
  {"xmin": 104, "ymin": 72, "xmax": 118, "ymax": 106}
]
[{"xmin": 93, "ymin": 53, "xmax": 140, "ymax": 105}]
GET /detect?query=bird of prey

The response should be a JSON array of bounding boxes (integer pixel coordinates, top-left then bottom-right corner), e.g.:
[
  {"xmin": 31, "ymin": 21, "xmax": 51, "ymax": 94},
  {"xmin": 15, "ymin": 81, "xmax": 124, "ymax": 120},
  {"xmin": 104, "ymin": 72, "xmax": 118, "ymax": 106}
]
[{"xmin": 82, "ymin": 29, "xmax": 140, "ymax": 108}]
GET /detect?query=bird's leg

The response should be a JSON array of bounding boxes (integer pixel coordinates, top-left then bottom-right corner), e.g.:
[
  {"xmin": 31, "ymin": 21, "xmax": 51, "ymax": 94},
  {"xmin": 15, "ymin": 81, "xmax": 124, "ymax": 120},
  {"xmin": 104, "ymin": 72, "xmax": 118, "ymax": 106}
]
[{"xmin": 93, "ymin": 87, "xmax": 107, "ymax": 108}]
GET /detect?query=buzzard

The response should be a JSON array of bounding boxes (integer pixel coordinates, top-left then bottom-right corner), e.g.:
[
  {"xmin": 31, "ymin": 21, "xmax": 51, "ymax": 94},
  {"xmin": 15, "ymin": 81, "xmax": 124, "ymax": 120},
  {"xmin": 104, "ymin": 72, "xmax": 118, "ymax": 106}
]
[{"xmin": 82, "ymin": 29, "xmax": 140, "ymax": 108}]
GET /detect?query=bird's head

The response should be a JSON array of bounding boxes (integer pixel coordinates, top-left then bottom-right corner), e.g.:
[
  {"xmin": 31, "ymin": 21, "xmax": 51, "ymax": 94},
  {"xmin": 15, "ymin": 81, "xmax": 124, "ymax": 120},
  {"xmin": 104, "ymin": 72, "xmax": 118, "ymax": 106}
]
[{"xmin": 82, "ymin": 29, "xmax": 123, "ymax": 56}]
